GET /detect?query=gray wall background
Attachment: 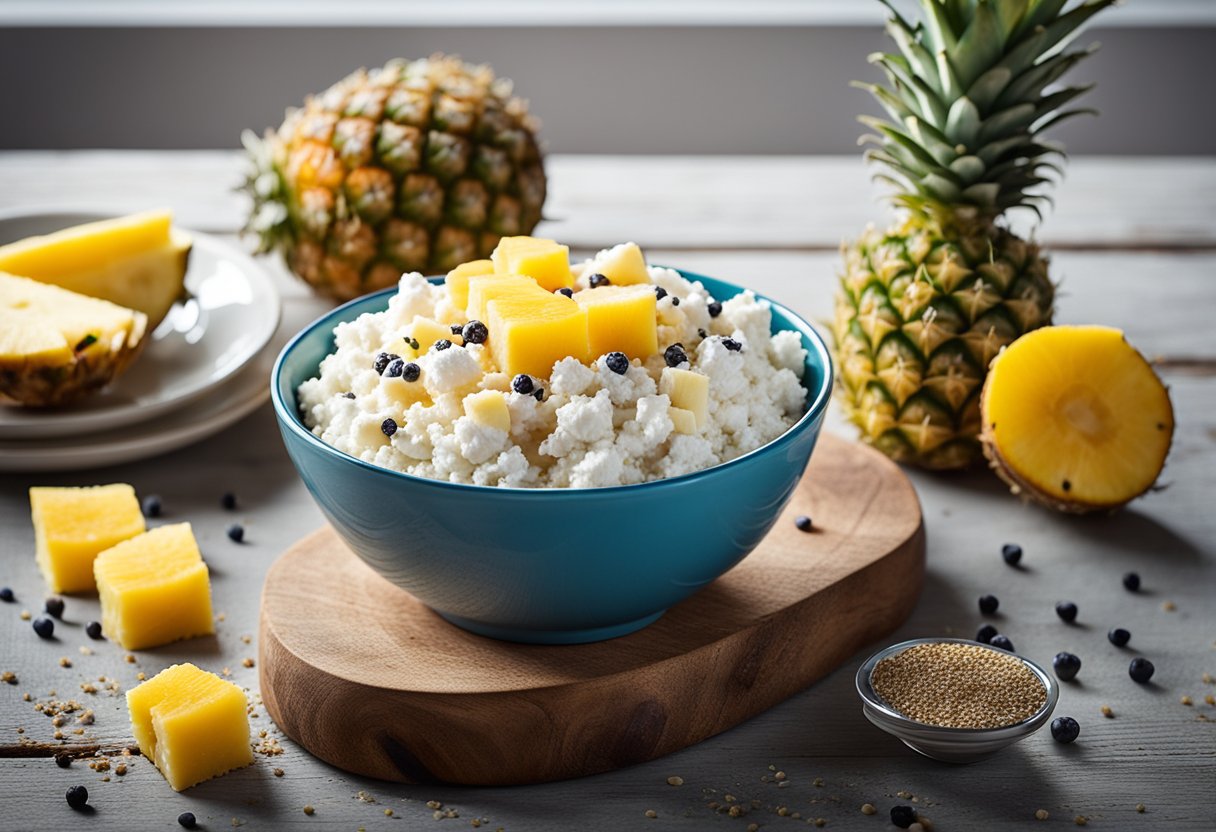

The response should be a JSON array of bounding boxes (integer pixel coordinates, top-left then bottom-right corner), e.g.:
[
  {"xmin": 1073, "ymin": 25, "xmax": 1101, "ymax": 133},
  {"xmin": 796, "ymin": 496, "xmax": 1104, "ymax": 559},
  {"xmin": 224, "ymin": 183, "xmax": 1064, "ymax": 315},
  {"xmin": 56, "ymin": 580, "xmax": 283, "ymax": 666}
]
[{"xmin": 1, "ymin": 25, "xmax": 1214, "ymax": 154}]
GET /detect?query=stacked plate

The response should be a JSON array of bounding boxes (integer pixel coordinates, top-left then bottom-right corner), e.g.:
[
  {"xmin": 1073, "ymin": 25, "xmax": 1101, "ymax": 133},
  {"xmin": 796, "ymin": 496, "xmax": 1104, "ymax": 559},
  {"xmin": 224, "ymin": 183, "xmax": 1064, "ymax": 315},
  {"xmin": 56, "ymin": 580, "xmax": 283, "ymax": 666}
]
[{"xmin": 0, "ymin": 213, "xmax": 281, "ymax": 472}]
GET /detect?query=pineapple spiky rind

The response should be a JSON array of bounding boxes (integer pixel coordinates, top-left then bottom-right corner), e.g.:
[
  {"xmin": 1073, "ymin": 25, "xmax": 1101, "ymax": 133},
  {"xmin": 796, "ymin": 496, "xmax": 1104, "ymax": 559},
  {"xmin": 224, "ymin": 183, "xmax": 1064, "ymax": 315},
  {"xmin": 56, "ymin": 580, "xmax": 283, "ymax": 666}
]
[
  {"xmin": 835, "ymin": 0, "xmax": 1113, "ymax": 469},
  {"xmin": 243, "ymin": 55, "xmax": 546, "ymax": 302}
]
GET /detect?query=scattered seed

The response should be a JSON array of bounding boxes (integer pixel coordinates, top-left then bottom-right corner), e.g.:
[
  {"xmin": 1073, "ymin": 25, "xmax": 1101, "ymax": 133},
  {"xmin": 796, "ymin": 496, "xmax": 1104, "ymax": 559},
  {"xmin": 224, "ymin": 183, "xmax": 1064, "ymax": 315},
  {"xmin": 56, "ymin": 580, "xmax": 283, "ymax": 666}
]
[
  {"xmin": 533, "ymin": 387, "xmax": 545, "ymax": 402},
  {"xmin": 1181, "ymin": 695, "xmax": 1193, "ymax": 706},
  {"xmin": 1074, "ymin": 815, "xmax": 1088, "ymax": 826},
  {"xmin": 861, "ymin": 803, "xmax": 877, "ymax": 815},
  {"xmin": 1162, "ymin": 600, "xmax": 1176, "ymax": 612},
  {"xmin": 1136, "ymin": 803, "xmax": 1146, "ymax": 813},
  {"xmin": 556, "ymin": 287, "xmax": 574, "ymax": 298},
  {"xmin": 1206, "ymin": 694, "xmax": 1216, "ymax": 706},
  {"xmin": 20, "ymin": 609, "xmax": 30, "ymax": 621},
  {"xmin": 722, "ymin": 337, "xmax": 743, "ymax": 352},
  {"xmin": 654, "ymin": 286, "xmax": 668, "ymax": 300},
  {"xmin": 242, "ymin": 658, "xmax": 255, "ymax": 668},
  {"xmin": 303, "ymin": 805, "xmax": 315, "ymax": 816},
  {"xmin": 666, "ymin": 776, "xmax": 684, "ymax": 786},
  {"xmin": 644, "ymin": 810, "xmax": 657, "ymax": 819},
  {"xmin": 273, "ymin": 768, "xmax": 284, "ymax": 777},
  {"xmin": 1101, "ymin": 704, "xmax": 1114, "ymax": 718},
  {"xmin": 1035, "ymin": 809, "xmax": 1049, "ymax": 821}
]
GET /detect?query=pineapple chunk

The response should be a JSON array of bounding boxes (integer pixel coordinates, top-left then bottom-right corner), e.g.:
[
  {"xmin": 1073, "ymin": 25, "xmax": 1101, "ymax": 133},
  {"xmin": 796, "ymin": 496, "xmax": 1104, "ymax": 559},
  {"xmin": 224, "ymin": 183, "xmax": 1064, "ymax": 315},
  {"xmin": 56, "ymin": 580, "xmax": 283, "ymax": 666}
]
[
  {"xmin": 590, "ymin": 242, "xmax": 650, "ymax": 286},
  {"xmin": 660, "ymin": 367, "xmax": 709, "ymax": 430},
  {"xmin": 405, "ymin": 315, "xmax": 462, "ymax": 352},
  {"xmin": 94, "ymin": 523, "xmax": 215, "ymax": 650},
  {"xmin": 0, "ymin": 273, "xmax": 148, "ymax": 406},
  {"xmin": 492, "ymin": 237, "xmax": 573, "ymax": 292},
  {"xmin": 486, "ymin": 293, "xmax": 591, "ymax": 378},
  {"xmin": 466, "ymin": 273, "xmax": 548, "ymax": 322},
  {"xmin": 669, "ymin": 406, "xmax": 699, "ymax": 435},
  {"xmin": 444, "ymin": 259, "xmax": 495, "ymax": 312},
  {"xmin": 574, "ymin": 284, "xmax": 658, "ymax": 360},
  {"xmin": 0, "ymin": 212, "xmax": 190, "ymax": 329},
  {"xmin": 127, "ymin": 663, "xmax": 253, "ymax": 791},
  {"xmin": 464, "ymin": 389, "xmax": 511, "ymax": 432},
  {"xmin": 29, "ymin": 484, "xmax": 146, "ymax": 594}
]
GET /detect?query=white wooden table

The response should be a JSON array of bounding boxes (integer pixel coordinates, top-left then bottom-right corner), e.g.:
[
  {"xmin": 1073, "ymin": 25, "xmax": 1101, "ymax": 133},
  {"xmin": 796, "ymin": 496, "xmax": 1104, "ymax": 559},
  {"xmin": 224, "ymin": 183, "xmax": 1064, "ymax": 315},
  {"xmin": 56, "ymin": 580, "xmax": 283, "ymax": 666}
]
[{"xmin": 1, "ymin": 152, "xmax": 1214, "ymax": 830}]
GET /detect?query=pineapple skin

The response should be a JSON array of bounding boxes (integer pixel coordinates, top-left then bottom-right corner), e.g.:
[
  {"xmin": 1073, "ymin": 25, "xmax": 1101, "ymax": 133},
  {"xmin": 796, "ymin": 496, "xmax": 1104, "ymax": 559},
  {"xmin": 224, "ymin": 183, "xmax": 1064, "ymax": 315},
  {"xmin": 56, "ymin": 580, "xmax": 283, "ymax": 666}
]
[
  {"xmin": 833, "ymin": 218, "xmax": 1053, "ymax": 470},
  {"xmin": 0, "ymin": 334, "xmax": 147, "ymax": 408},
  {"xmin": 244, "ymin": 56, "xmax": 547, "ymax": 302}
]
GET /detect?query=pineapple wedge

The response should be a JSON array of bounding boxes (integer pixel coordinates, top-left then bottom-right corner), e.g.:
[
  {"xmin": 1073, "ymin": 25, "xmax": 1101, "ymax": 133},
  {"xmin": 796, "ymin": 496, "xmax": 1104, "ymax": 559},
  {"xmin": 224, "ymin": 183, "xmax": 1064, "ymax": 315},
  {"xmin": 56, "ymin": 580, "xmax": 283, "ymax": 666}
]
[
  {"xmin": 0, "ymin": 273, "xmax": 148, "ymax": 407},
  {"xmin": 0, "ymin": 211, "xmax": 191, "ymax": 329}
]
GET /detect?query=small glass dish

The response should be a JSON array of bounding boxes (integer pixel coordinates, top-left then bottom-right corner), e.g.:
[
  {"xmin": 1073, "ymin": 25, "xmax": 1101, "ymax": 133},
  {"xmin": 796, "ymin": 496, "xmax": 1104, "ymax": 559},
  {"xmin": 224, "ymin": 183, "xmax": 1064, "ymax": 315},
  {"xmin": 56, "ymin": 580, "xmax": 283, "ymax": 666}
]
[{"xmin": 855, "ymin": 637, "xmax": 1059, "ymax": 763}]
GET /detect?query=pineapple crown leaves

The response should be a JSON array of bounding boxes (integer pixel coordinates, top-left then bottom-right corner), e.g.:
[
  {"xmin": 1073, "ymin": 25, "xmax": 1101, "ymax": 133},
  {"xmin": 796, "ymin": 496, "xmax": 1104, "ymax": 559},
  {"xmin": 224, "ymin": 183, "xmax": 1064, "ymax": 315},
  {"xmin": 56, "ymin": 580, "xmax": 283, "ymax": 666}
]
[
  {"xmin": 239, "ymin": 129, "xmax": 292, "ymax": 255},
  {"xmin": 857, "ymin": 0, "xmax": 1116, "ymax": 226}
]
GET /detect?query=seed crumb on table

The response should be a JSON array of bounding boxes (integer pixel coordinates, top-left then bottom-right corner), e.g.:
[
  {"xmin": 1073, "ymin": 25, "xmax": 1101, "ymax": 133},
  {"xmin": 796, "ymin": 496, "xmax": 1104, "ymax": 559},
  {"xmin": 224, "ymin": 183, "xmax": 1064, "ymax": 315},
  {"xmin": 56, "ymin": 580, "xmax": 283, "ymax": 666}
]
[
  {"xmin": 1136, "ymin": 803, "xmax": 1147, "ymax": 813},
  {"xmin": 1074, "ymin": 815, "xmax": 1088, "ymax": 826},
  {"xmin": 861, "ymin": 803, "xmax": 877, "ymax": 815},
  {"xmin": 1035, "ymin": 809, "xmax": 1049, "ymax": 820},
  {"xmin": 1101, "ymin": 705, "xmax": 1114, "ymax": 718},
  {"xmin": 644, "ymin": 809, "xmax": 657, "ymax": 819},
  {"xmin": 666, "ymin": 775, "xmax": 684, "ymax": 786},
  {"xmin": 242, "ymin": 657, "xmax": 255, "ymax": 668},
  {"xmin": 302, "ymin": 805, "xmax": 315, "ymax": 815}
]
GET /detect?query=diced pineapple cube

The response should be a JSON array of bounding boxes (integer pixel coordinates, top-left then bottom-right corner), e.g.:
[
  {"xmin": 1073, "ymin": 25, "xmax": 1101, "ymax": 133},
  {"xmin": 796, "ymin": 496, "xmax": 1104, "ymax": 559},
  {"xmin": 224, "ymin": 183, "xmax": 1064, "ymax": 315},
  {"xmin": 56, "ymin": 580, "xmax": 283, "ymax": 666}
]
[
  {"xmin": 592, "ymin": 242, "xmax": 650, "ymax": 286},
  {"xmin": 669, "ymin": 406, "xmax": 699, "ymax": 435},
  {"xmin": 93, "ymin": 523, "xmax": 214, "ymax": 650},
  {"xmin": 381, "ymin": 374, "xmax": 430, "ymax": 409},
  {"xmin": 405, "ymin": 315, "xmax": 462, "ymax": 352},
  {"xmin": 466, "ymin": 273, "xmax": 548, "ymax": 322},
  {"xmin": 480, "ymin": 372, "xmax": 511, "ymax": 392},
  {"xmin": 29, "ymin": 484, "xmax": 146, "ymax": 594},
  {"xmin": 463, "ymin": 390, "xmax": 511, "ymax": 432},
  {"xmin": 493, "ymin": 238, "xmax": 573, "ymax": 292},
  {"xmin": 381, "ymin": 336, "xmax": 420, "ymax": 361},
  {"xmin": 487, "ymin": 293, "xmax": 591, "ymax": 378},
  {"xmin": 127, "ymin": 663, "xmax": 253, "ymax": 791},
  {"xmin": 660, "ymin": 367, "xmax": 709, "ymax": 430},
  {"xmin": 574, "ymin": 284, "xmax": 658, "ymax": 360},
  {"xmin": 444, "ymin": 259, "xmax": 495, "ymax": 312}
]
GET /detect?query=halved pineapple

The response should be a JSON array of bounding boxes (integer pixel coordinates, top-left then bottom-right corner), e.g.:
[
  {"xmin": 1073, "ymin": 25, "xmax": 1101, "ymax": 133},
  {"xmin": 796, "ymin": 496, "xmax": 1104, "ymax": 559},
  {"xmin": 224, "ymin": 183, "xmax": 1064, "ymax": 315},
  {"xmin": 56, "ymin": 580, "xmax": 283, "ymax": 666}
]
[
  {"xmin": 0, "ymin": 211, "xmax": 191, "ymax": 329},
  {"xmin": 0, "ymin": 273, "xmax": 148, "ymax": 407},
  {"xmin": 980, "ymin": 326, "xmax": 1174, "ymax": 513}
]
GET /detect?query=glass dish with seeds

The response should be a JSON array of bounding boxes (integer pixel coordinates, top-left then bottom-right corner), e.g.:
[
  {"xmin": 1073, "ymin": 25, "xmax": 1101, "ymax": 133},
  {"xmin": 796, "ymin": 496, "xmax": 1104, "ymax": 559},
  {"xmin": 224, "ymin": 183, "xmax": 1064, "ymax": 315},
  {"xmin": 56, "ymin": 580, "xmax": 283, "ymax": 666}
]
[{"xmin": 855, "ymin": 638, "xmax": 1058, "ymax": 763}]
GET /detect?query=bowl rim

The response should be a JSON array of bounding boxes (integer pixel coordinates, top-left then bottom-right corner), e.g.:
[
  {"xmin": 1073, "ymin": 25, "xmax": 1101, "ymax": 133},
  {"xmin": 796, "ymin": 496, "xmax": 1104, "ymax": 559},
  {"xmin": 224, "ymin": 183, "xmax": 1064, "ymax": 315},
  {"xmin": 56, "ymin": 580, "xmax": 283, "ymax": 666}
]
[
  {"xmin": 271, "ymin": 267, "xmax": 834, "ymax": 496},
  {"xmin": 855, "ymin": 637, "xmax": 1060, "ymax": 737}
]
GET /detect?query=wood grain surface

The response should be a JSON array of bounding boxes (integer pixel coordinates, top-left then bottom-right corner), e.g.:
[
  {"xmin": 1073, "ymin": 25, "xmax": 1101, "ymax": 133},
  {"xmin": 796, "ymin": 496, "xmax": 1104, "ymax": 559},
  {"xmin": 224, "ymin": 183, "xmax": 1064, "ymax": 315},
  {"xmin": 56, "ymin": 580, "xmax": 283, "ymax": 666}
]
[{"xmin": 259, "ymin": 435, "xmax": 925, "ymax": 785}]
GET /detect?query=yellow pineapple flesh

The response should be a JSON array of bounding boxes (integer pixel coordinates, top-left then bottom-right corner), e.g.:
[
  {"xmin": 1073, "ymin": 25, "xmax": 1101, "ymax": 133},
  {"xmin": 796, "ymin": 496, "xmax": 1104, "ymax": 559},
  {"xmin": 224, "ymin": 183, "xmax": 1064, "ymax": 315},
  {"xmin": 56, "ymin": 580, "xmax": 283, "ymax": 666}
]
[{"xmin": 980, "ymin": 326, "xmax": 1174, "ymax": 513}]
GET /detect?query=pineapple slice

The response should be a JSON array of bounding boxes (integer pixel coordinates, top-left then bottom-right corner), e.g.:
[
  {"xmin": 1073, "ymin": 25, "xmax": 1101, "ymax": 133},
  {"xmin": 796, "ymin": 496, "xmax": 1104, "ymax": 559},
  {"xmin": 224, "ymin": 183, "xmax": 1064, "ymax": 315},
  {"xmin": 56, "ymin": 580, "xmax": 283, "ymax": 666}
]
[
  {"xmin": 574, "ymin": 284, "xmax": 658, "ymax": 360},
  {"xmin": 669, "ymin": 406, "xmax": 699, "ymax": 435},
  {"xmin": 444, "ymin": 259, "xmax": 495, "ymax": 312},
  {"xmin": 660, "ymin": 368, "xmax": 709, "ymax": 430},
  {"xmin": 466, "ymin": 273, "xmax": 547, "ymax": 322},
  {"xmin": 491, "ymin": 237, "xmax": 573, "ymax": 292},
  {"xmin": 0, "ymin": 211, "xmax": 191, "ymax": 329},
  {"xmin": 0, "ymin": 273, "xmax": 148, "ymax": 407},
  {"xmin": 588, "ymin": 242, "xmax": 650, "ymax": 286},
  {"xmin": 980, "ymin": 326, "xmax": 1174, "ymax": 513},
  {"xmin": 486, "ymin": 292, "xmax": 590, "ymax": 378}
]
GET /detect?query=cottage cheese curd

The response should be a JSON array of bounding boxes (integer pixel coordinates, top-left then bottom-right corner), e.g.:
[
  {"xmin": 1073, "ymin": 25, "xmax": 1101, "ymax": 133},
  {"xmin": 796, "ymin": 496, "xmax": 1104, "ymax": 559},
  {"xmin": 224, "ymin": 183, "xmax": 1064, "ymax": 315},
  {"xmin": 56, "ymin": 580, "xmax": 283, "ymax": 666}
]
[{"xmin": 298, "ymin": 252, "xmax": 808, "ymax": 488}]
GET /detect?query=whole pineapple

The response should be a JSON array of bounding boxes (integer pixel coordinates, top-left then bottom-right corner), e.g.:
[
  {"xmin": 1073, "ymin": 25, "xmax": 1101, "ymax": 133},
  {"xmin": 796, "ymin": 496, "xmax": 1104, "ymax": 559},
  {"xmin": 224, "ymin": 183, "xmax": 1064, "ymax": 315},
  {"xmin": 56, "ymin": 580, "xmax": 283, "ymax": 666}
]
[
  {"xmin": 834, "ymin": 0, "xmax": 1114, "ymax": 469},
  {"xmin": 243, "ymin": 55, "xmax": 546, "ymax": 301}
]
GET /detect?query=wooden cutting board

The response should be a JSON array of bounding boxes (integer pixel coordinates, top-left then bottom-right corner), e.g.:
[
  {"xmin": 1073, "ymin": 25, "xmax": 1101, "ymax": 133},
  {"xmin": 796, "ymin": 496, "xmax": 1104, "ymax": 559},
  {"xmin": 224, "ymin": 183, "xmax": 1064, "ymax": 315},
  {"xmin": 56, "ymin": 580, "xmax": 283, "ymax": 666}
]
[{"xmin": 258, "ymin": 433, "xmax": 924, "ymax": 786}]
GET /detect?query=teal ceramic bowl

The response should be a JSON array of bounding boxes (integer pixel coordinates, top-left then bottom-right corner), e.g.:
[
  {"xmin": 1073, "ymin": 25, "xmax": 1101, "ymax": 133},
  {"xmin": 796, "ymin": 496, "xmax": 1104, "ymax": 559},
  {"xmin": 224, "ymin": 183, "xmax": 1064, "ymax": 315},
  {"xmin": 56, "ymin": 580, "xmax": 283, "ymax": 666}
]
[{"xmin": 271, "ymin": 271, "xmax": 832, "ymax": 644}]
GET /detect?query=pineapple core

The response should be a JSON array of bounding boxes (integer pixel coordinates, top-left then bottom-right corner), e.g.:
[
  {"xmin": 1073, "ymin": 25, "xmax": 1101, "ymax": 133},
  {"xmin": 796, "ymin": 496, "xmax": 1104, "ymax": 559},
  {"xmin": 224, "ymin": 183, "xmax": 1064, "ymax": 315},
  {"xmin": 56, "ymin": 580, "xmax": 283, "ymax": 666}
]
[
  {"xmin": 29, "ymin": 484, "xmax": 146, "ymax": 594},
  {"xmin": 127, "ymin": 662, "xmax": 253, "ymax": 791},
  {"xmin": 983, "ymin": 325, "xmax": 1174, "ymax": 510}
]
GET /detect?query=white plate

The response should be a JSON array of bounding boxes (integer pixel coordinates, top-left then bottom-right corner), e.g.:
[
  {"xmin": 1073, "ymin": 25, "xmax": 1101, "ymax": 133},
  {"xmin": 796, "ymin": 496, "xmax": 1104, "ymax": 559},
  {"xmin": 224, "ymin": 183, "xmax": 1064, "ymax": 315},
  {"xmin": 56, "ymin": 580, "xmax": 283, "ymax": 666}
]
[
  {"xmin": 0, "ymin": 346, "xmax": 274, "ymax": 472},
  {"xmin": 0, "ymin": 211, "xmax": 280, "ymax": 439}
]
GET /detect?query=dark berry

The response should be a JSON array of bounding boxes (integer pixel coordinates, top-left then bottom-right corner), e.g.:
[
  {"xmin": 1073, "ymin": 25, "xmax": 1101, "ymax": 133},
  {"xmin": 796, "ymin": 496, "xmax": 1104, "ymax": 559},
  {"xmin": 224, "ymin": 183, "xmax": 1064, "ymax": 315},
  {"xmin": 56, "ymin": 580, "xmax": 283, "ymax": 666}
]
[
  {"xmin": 722, "ymin": 337, "xmax": 742, "ymax": 352},
  {"xmin": 512, "ymin": 374, "xmax": 534, "ymax": 395},
  {"xmin": 432, "ymin": 339, "xmax": 453, "ymax": 352},
  {"xmin": 978, "ymin": 594, "xmax": 999, "ymax": 615},
  {"xmin": 708, "ymin": 301, "xmax": 722, "ymax": 318},
  {"xmin": 605, "ymin": 352, "xmax": 629, "ymax": 375},
  {"xmin": 55, "ymin": 752, "xmax": 72, "ymax": 768},
  {"xmin": 462, "ymin": 320, "xmax": 488, "ymax": 345},
  {"xmin": 384, "ymin": 358, "xmax": 405, "ymax": 378},
  {"xmin": 226, "ymin": 524, "xmax": 245, "ymax": 544},
  {"xmin": 989, "ymin": 634, "xmax": 1014, "ymax": 652},
  {"xmin": 66, "ymin": 785, "xmax": 88, "ymax": 810},
  {"xmin": 1055, "ymin": 601, "xmax": 1078, "ymax": 623},
  {"xmin": 406, "ymin": 337, "xmax": 420, "ymax": 351},
  {"xmin": 380, "ymin": 418, "xmax": 398, "ymax": 438},
  {"xmin": 85, "ymin": 621, "xmax": 103, "ymax": 640},
  {"xmin": 450, "ymin": 323, "xmax": 464, "ymax": 335},
  {"xmin": 588, "ymin": 273, "xmax": 610, "ymax": 288},
  {"xmin": 698, "ymin": 328, "xmax": 708, "ymax": 338},
  {"xmin": 663, "ymin": 344, "xmax": 688, "ymax": 367},
  {"xmin": 794, "ymin": 515, "xmax": 813, "ymax": 533},
  {"xmin": 976, "ymin": 624, "xmax": 998, "ymax": 644},
  {"xmin": 533, "ymin": 388, "xmax": 545, "ymax": 402},
  {"xmin": 556, "ymin": 287, "xmax": 574, "ymax": 298},
  {"xmin": 1050, "ymin": 716, "xmax": 1080, "ymax": 744},
  {"xmin": 343, "ymin": 392, "xmax": 356, "ymax": 399},
  {"xmin": 141, "ymin": 494, "xmax": 162, "ymax": 518},
  {"xmin": 654, "ymin": 286, "xmax": 668, "ymax": 300},
  {"xmin": 670, "ymin": 296, "xmax": 680, "ymax": 306},
  {"xmin": 890, "ymin": 805, "xmax": 916, "ymax": 828},
  {"xmin": 1123, "ymin": 572, "xmax": 1141, "ymax": 592},
  {"xmin": 1128, "ymin": 657, "xmax": 1155, "ymax": 683},
  {"xmin": 1053, "ymin": 652, "xmax": 1082, "ymax": 682},
  {"xmin": 1001, "ymin": 543, "xmax": 1023, "ymax": 566},
  {"xmin": 1108, "ymin": 627, "xmax": 1131, "ymax": 647},
  {"xmin": 221, "ymin": 492, "xmax": 237, "ymax": 511},
  {"xmin": 402, "ymin": 362, "xmax": 421, "ymax": 382},
  {"xmin": 373, "ymin": 352, "xmax": 396, "ymax": 374},
  {"xmin": 178, "ymin": 812, "xmax": 198, "ymax": 829},
  {"xmin": 33, "ymin": 616, "xmax": 54, "ymax": 639},
  {"xmin": 0, "ymin": 587, "xmax": 13, "ymax": 602},
  {"xmin": 44, "ymin": 597, "xmax": 65, "ymax": 619}
]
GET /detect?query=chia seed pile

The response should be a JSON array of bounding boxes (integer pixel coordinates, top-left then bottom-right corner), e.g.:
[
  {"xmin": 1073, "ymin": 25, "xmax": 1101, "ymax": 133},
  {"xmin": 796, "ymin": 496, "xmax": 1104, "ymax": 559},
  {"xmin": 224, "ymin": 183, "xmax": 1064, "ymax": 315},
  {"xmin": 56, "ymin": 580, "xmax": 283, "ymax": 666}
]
[{"xmin": 871, "ymin": 642, "xmax": 1047, "ymax": 729}]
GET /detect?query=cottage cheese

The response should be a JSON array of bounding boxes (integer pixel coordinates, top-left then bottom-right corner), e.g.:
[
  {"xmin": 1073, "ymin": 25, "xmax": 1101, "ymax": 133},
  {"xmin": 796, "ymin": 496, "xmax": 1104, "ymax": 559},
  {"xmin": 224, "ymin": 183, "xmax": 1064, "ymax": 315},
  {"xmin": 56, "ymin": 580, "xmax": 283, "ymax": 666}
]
[{"xmin": 298, "ymin": 260, "xmax": 808, "ymax": 488}]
